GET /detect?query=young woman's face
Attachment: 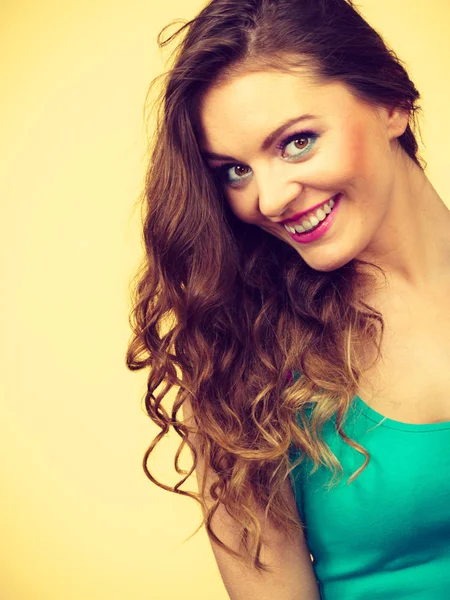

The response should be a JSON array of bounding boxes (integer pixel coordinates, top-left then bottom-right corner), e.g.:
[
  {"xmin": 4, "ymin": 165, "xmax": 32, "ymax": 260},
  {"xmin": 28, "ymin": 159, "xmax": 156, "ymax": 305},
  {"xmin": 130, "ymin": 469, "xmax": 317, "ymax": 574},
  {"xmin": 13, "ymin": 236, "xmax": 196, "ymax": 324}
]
[{"xmin": 199, "ymin": 69, "xmax": 408, "ymax": 271}]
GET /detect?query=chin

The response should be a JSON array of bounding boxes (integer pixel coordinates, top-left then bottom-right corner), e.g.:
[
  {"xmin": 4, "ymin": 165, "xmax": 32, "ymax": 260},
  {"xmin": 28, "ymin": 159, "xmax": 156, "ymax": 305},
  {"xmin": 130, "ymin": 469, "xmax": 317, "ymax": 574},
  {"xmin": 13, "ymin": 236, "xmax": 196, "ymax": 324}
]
[{"xmin": 298, "ymin": 250, "xmax": 354, "ymax": 272}]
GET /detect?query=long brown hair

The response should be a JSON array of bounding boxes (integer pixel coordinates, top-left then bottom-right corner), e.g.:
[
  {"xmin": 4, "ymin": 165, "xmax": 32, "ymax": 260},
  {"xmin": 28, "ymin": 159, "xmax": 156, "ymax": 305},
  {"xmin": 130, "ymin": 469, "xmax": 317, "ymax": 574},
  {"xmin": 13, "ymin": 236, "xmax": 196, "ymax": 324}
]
[{"xmin": 126, "ymin": 0, "xmax": 424, "ymax": 570}]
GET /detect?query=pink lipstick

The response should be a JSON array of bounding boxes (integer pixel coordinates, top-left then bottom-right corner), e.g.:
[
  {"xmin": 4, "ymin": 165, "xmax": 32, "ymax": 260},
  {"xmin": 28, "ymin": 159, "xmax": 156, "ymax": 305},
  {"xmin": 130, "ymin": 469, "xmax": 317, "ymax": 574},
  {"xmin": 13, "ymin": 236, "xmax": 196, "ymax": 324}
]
[
  {"xmin": 280, "ymin": 197, "xmax": 335, "ymax": 225},
  {"xmin": 283, "ymin": 193, "xmax": 342, "ymax": 244}
]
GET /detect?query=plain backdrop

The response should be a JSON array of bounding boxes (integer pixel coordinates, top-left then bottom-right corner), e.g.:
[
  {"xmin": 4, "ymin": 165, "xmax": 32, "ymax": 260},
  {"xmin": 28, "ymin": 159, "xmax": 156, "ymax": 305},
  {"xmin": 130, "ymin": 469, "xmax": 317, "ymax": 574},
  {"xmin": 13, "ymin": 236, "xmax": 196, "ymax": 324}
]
[{"xmin": 1, "ymin": 0, "xmax": 449, "ymax": 598}]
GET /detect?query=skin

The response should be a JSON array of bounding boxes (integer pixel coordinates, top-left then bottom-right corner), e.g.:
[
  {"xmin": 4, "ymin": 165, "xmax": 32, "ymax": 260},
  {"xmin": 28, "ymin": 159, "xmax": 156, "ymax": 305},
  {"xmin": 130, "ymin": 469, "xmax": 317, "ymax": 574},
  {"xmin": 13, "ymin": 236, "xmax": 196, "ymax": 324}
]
[
  {"xmin": 199, "ymin": 69, "xmax": 450, "ymax": 291},
  {"xmin": 199, "ymin": 67, "xmax": 450, "ymax": 426},
  {"xmin": 192, "ymin": 66, "xmax": 450, "ymax": 600}
]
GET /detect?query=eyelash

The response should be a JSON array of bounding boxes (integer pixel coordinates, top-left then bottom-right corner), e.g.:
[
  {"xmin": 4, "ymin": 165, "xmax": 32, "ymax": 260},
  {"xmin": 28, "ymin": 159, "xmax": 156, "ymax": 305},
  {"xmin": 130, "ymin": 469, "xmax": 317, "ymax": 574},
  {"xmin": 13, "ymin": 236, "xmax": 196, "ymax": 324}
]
[{"xmin": 212, "ymin": 129, "xmax": 319, "ymax": 187}]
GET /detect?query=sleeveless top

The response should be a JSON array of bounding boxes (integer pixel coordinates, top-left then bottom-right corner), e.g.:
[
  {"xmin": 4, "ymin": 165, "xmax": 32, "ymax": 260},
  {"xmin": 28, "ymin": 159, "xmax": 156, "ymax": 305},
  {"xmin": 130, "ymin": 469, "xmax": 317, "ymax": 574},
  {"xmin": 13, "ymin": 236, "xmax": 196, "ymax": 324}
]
[{"xmin": 288, "ymin": 394, "xmax": 450, "ymax": 599}]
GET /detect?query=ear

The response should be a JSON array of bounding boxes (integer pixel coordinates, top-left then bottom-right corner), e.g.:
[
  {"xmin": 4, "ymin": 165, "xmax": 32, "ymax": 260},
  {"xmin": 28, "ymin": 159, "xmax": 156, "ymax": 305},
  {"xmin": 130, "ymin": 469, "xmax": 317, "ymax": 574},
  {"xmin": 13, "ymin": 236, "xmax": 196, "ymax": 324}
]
[{"xmin": 386, "ymin": 105, "xmax": 410, "ymax": 140}]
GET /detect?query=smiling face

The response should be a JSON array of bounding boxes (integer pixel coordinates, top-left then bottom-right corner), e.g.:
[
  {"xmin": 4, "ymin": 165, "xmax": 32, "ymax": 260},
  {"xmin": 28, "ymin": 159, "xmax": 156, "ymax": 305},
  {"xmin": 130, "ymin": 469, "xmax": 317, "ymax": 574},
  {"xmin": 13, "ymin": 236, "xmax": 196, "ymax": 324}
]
[{"xmin": 198, "ymin": 68, "xmax": 409, "ymax": 272}]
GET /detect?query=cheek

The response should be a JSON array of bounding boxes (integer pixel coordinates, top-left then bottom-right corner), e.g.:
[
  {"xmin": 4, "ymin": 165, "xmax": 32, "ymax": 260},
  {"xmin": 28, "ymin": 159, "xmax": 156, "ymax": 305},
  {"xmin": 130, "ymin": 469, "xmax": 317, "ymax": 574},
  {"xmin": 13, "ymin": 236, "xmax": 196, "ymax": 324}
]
[
  {"xmin": 335, "ymin": 122, "xmax": 373, "ymax": 178},
  {"xmin": 226, "ymin": 191, "xmax": 259, "ymax": 223},
  {"xmin": 319, "ymin": 123, "xmax": 389, "ymax": 200},
  {"xmin": 341, "ymin": 119, "xmax": 391, "ymax": 185}
]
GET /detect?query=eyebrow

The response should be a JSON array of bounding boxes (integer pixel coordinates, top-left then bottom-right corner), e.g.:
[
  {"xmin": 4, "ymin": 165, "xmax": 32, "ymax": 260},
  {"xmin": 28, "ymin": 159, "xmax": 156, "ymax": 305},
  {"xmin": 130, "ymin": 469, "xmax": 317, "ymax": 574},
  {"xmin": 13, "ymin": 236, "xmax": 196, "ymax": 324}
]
[{"xmin": 202, "ymin": 113, "xmax": 319, "ymax": 162}]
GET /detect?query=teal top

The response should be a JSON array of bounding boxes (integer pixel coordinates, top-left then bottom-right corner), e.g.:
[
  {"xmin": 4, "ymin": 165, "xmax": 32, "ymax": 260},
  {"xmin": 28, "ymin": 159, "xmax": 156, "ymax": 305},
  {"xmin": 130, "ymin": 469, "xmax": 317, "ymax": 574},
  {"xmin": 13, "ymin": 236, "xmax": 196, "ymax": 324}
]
[{"xmin": 288, "ymin": 394, "xmax": 450, "ymax": 599}]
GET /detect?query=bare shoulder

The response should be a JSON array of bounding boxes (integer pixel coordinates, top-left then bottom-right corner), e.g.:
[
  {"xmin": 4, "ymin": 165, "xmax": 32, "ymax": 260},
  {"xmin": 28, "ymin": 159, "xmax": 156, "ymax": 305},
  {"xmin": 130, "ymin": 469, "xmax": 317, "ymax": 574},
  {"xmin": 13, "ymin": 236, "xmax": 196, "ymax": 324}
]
[
  {"xmin": 181, "ymin": 396, "xmax": 320, "ymax": 600},
  {"xmin": 207, "ymin": 478, "xmax": 320, "ymax": 600}
]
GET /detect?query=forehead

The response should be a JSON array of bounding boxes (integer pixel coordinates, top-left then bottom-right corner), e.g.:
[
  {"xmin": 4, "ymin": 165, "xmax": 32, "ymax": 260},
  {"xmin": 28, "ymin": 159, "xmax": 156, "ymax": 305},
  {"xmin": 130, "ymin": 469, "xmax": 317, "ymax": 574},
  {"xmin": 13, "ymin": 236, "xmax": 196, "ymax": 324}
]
[{"xmin": 199, "ymin": 70, "xmax": 372, "ymax": 153}]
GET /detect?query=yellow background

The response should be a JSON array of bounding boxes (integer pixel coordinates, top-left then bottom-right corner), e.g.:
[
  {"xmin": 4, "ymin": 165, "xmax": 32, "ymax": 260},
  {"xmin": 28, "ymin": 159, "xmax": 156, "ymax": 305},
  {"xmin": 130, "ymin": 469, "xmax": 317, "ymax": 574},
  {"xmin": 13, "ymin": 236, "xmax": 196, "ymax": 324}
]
[{"xmin": 1, "ymin": 1, "xmax": 449, "ymax": 598}]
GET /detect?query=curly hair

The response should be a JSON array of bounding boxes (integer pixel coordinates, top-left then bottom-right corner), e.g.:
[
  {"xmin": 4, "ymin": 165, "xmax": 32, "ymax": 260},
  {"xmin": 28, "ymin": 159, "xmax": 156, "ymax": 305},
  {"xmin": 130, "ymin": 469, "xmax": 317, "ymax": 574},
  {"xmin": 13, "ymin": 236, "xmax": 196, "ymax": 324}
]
[{"xmin": 126, "ymin": 0, "xmax": 424, "ymax": 571}]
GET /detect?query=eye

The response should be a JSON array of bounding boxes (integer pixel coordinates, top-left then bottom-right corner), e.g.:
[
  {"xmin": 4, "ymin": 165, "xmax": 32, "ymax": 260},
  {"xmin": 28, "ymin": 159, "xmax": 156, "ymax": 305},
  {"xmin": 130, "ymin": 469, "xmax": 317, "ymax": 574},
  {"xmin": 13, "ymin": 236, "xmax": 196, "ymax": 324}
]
[
  {"xmin": 213, "ymin": 163, "xmax": 252, "ymax": 188},
  {"xmin": 210, "ymin": 129, "xmax": 319, "ymax": 188},
  {"xmin": 277, "ymin": 129, "xmax": 319, "ymax": 160}
]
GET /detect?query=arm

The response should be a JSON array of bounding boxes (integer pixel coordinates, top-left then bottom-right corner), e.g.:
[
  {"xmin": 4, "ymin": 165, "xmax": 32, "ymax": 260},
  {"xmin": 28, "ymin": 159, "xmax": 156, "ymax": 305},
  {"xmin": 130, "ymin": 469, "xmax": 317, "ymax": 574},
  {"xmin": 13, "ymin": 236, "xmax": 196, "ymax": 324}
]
[{"xmin": 182, "ymin": 398, "xmax": 321, "ymax": 600}]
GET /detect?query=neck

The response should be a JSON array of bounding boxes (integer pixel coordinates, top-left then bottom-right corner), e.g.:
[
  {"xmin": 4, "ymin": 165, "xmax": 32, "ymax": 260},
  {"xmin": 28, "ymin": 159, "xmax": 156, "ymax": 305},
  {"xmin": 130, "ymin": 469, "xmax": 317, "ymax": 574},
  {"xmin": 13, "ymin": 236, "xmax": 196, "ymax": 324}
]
[{"xmin": 358, "ymin": 151, "xmax": 450, "ymax": 292}]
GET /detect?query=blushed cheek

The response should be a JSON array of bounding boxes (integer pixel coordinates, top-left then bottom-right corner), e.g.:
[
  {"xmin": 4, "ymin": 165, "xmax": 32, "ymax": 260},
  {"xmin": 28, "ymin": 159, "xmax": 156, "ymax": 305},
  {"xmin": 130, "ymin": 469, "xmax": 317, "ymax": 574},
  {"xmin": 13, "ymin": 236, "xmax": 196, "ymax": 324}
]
[
  {"xmin": 328, "ymin": 121, "xmax": 381, "ymax": 191},
  {"xmin": 336, "ymin": 120, "xmax": 395, "ymax": 225},
  {"xmin": 342, "ymin": 120, "xmax": 372, "ymax": 173},
  {"xmin": 348, "ymin": 117, "xmax": 391, "ymax": 183}
]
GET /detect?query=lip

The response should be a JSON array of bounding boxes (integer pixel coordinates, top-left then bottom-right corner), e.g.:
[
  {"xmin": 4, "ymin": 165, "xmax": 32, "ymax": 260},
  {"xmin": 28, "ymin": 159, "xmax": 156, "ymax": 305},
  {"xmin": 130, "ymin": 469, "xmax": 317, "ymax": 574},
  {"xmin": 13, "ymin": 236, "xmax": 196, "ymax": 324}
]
[
  {"xmin": 279, "ymin": 194, "xmax": 338, "ymax": 224},
  {"xmin": 282, "ymin": 193, "xmax": 342, "ymax": 244}
]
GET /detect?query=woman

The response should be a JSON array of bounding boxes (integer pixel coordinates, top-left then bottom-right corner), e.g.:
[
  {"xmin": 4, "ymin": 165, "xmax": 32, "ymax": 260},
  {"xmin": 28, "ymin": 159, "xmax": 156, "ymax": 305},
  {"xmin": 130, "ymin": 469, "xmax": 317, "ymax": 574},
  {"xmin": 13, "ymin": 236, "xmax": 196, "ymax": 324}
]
[{"xmin": 126, "ymin": 0, "xmax": 450, "ymax": 597}]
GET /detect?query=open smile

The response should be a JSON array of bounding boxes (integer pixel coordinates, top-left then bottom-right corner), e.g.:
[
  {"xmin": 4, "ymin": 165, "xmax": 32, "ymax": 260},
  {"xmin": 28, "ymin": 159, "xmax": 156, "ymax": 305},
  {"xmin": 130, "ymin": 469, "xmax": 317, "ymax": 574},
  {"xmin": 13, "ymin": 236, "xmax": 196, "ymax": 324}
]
[{"xmin": 281, "ymin": 193, "xmax": 342, "ymax": 244}]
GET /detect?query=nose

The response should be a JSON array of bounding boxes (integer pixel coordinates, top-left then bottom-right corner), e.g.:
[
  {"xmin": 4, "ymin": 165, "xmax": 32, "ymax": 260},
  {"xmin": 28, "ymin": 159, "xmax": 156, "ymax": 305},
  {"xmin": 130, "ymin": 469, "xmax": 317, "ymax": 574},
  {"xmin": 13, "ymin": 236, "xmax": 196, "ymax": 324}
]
[{"xmin": 256, "ymin": 169, "xmax": 303, "ymax": 220}]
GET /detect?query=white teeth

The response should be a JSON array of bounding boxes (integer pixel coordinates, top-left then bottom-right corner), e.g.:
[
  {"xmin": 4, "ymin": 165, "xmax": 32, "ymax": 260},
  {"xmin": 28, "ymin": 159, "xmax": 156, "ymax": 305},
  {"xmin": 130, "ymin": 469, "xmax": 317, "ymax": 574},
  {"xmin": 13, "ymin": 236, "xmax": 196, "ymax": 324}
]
[
  {"xmin": 317, "ymin": 208, "xmax": 326, "ymax": 221},
  {"xmin": 283, "ymin": 195, "xmax": 338, "ymax": 234}
]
